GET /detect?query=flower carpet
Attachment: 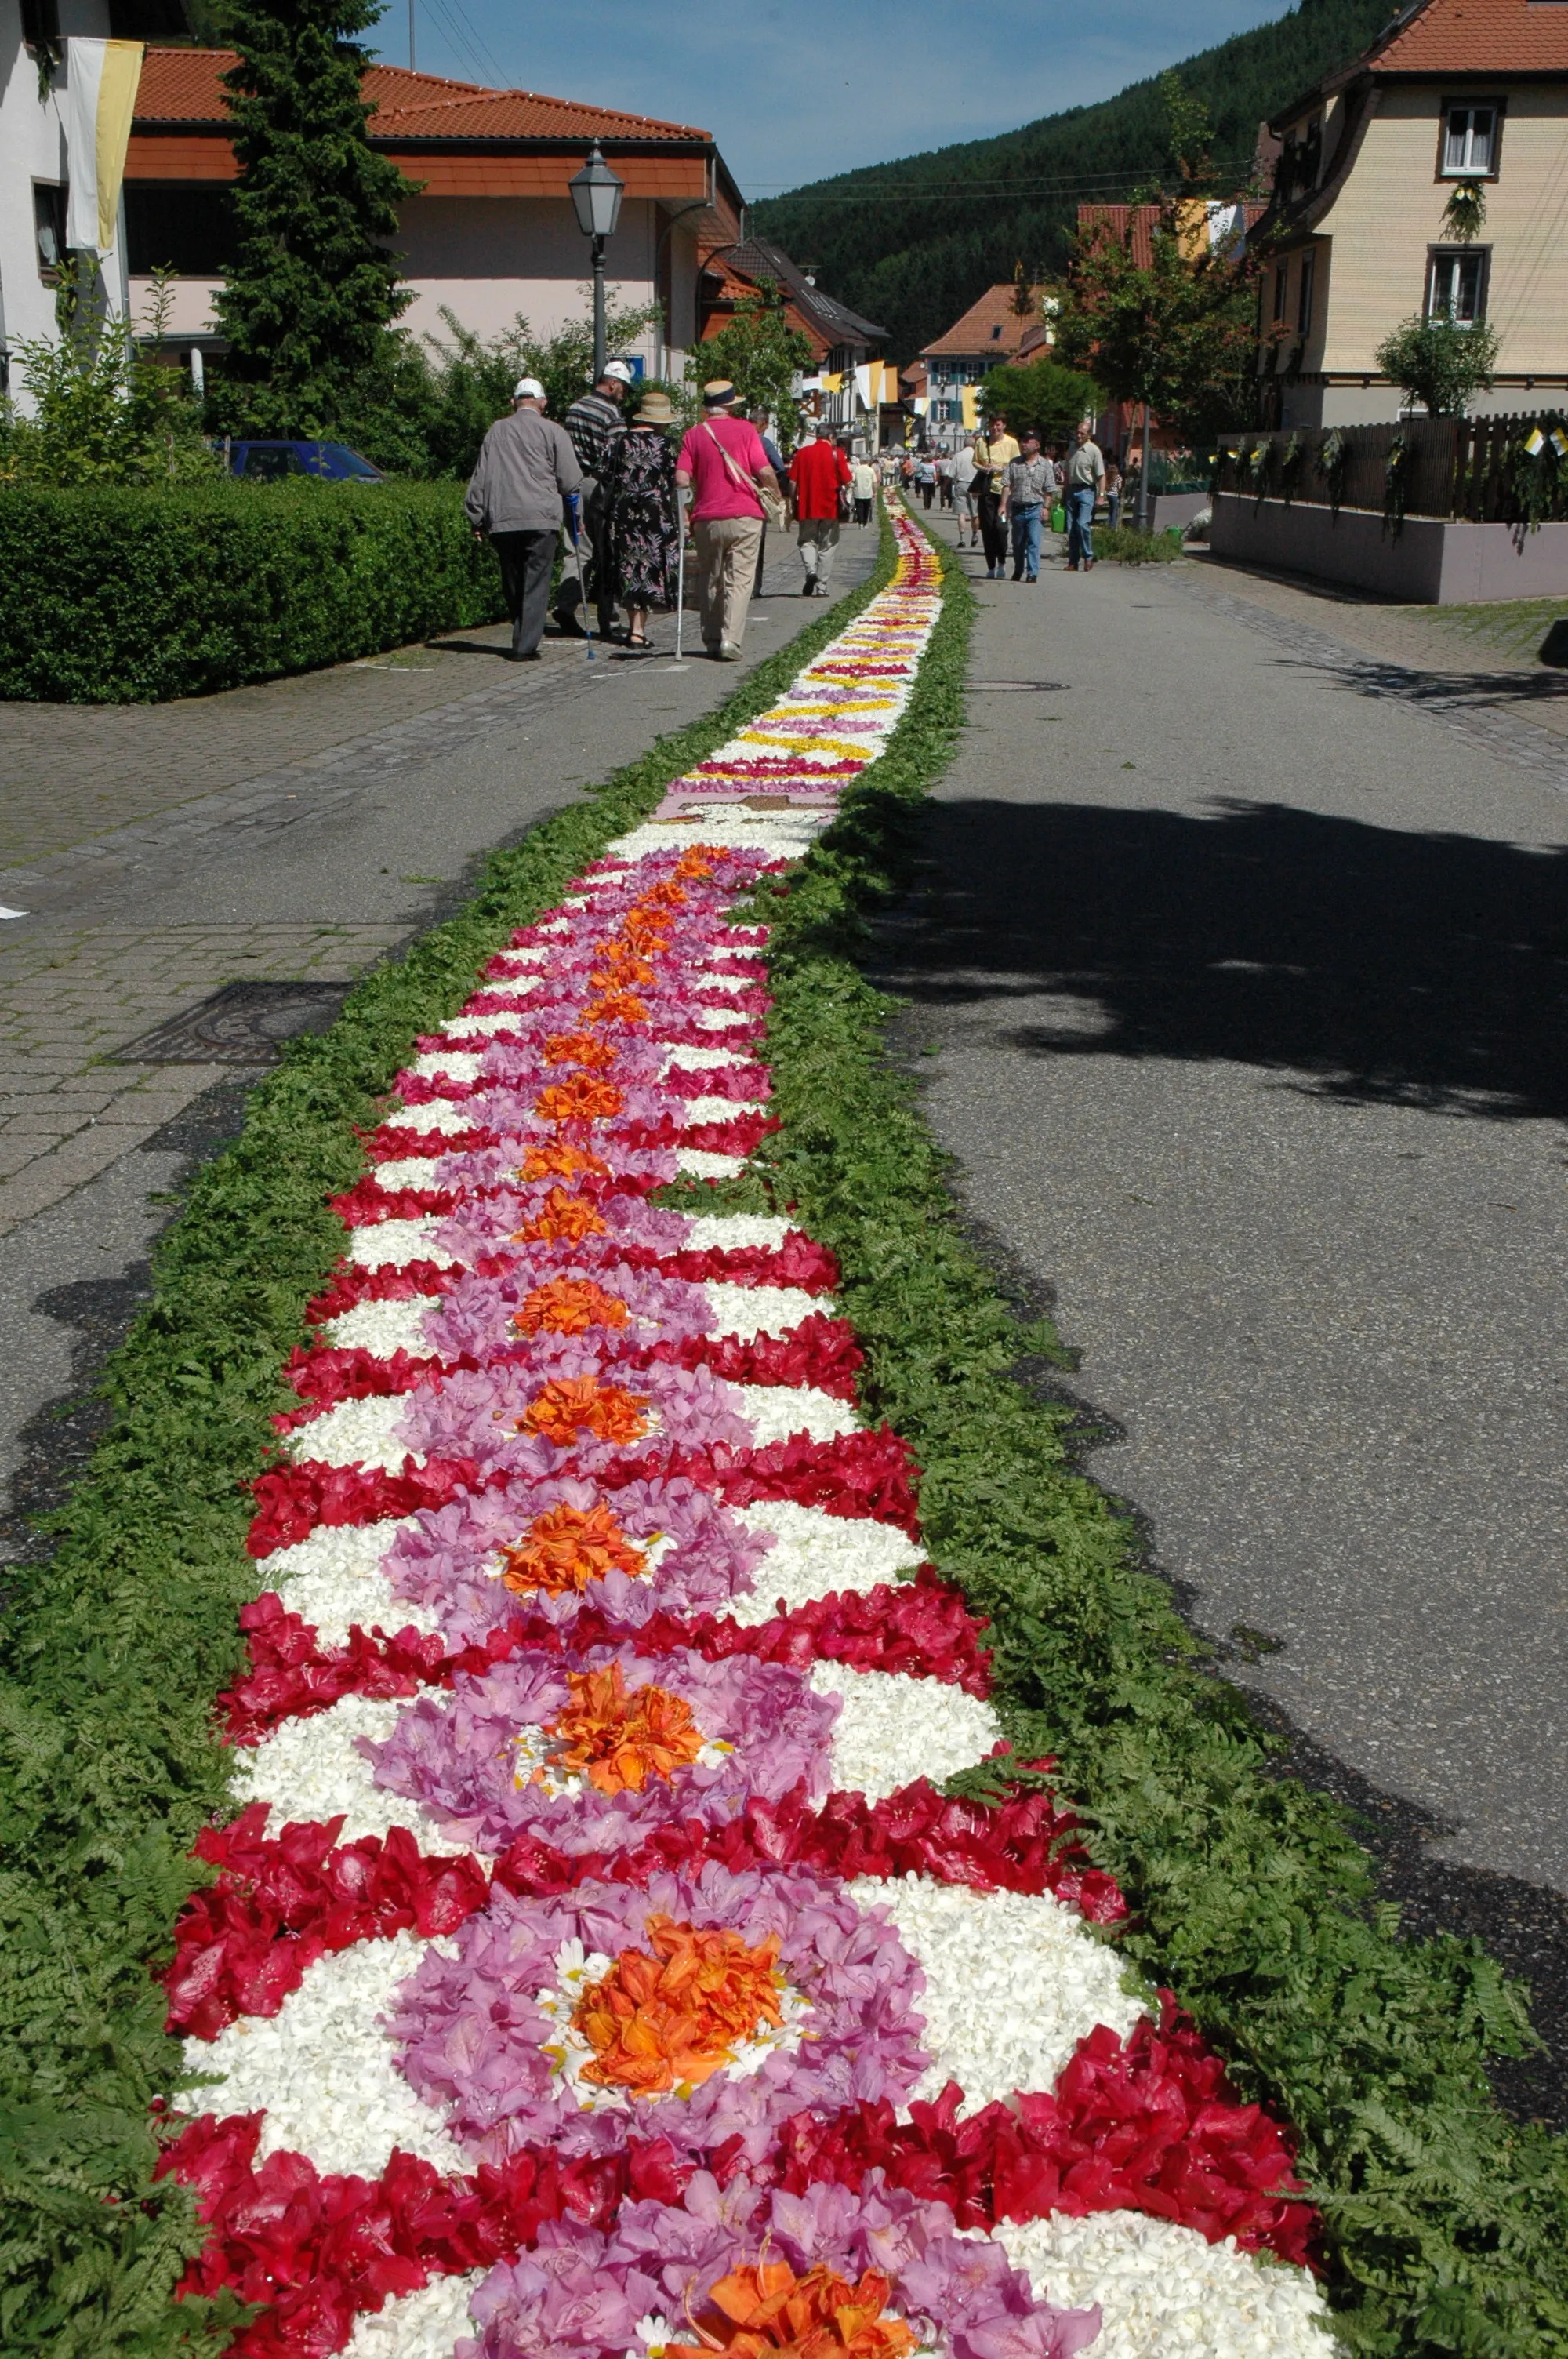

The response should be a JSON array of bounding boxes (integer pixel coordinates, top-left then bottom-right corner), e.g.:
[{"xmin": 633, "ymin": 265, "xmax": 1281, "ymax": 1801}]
[{"xmin": 153, "ymin": 512, "xmax": 1337, "ymax": 2359}]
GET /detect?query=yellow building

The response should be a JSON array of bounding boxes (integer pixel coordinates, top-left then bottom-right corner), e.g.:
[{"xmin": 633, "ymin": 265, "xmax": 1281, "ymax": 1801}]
[{"xmin": 1256, "ymin": 0, "xmax": 1568, "ymax": 426}]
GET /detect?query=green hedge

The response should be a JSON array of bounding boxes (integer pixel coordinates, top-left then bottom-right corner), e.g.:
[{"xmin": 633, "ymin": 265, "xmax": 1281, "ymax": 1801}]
[{"xmin": 0, "ymin": 480, "xmax": 506, "ymax": 703}]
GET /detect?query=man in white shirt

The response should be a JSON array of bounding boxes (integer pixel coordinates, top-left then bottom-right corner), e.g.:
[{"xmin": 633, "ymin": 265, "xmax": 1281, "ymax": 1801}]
[
  {"xmin": 850, "ymin": 457, "xmax": 877, "ymax": 526},
  {"xmin": 1065, "ymin": 419, "xmax": 1106, "ymax": 572},
  {"xmin": 953, "ymin": 444, "xmax": 978, "ymax": 547}
]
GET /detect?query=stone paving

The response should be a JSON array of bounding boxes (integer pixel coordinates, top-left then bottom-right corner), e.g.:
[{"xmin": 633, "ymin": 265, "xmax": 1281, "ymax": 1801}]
[{"xmin": 0, "ymin": 536, "xmax": 879, "ymax": 1239}]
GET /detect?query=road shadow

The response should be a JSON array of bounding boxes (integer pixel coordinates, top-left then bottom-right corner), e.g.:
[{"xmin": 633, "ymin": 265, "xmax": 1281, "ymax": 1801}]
[{"xmin": 885, "ymin": 798, "xmax": 1568, "ymax": 1120}]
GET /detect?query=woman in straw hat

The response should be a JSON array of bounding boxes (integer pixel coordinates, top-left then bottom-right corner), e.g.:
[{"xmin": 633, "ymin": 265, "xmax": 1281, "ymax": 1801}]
[{"xmin": 599, "ymin": 385, "xmax": 681, "ymax": 652}]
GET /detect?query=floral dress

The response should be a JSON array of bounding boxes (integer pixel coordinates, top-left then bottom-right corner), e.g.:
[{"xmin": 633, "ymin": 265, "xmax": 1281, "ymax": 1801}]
[{"xmin": 601, "ymin": 426, "xmax": 680, "ymax": 609}]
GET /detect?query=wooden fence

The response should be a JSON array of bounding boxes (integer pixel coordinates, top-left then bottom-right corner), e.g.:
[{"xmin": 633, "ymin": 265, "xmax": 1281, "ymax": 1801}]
[{"xmin": 1211, "ymin": 413, "xmax": 1568, "ymax": 525}]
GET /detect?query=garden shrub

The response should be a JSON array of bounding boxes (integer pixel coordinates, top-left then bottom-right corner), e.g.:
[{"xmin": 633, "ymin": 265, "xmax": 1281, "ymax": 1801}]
[{"xmin": 0, "ymin": 478, "xmax": 504, "ymax": 703}]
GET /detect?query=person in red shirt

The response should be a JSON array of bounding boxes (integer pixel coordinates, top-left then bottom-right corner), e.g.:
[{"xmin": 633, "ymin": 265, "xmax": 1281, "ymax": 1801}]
[{"xmin": 788, "ymin": 427, "xmax": 853, "ymax": 597}]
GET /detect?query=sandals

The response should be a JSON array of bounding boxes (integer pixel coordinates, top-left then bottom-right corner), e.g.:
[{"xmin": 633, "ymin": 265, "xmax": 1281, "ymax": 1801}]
[{"xmin": 625, "ymin": 635, "xmax": 653, "ymax": 653}]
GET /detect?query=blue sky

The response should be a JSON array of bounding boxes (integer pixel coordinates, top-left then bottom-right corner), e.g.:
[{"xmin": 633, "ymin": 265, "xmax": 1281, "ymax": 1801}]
[{"xmin": 374, "ymin": 1, "xmax": 1294, "ymax": 197}]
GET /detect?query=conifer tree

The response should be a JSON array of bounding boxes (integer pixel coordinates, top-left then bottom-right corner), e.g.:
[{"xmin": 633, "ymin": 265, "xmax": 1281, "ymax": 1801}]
[{"xmin": 211, "ymin": 0, "xmax": 413, "ymax": 432}]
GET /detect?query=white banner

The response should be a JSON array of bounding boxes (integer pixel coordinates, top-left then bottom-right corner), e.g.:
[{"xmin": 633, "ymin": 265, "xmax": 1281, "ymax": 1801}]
[{"xmin": 64, "ymin": 38, "xmax": 143, "ymax": 257}]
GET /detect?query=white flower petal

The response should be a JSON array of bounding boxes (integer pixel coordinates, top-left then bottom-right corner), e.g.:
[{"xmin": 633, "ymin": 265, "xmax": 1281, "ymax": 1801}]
[
  {"xmin": 230, "ymin": 1692, "xmax": 470, "ymax": 1854},
  {"xmin": 343, "ymin": 2272, "xmax": 485, "ymax": 2359},
  {"xmin": 848, "ymin": 1876, "xmax": 1144, "ymax": 2111},
  {"xmin": 988, "ymin": 2211, "xmax": 1335, "ymax": 2359},
  {"xmin": 812, "ymin": 1664, "xmax": 1000, "ymax": 1802},
  {"xmin": 183, "ymin": 1930, "xmax": 464, "ymax": 2179},
  {"xmin": 731, "ymin": 1499, "xmax": 923, "ymax": 1625}
]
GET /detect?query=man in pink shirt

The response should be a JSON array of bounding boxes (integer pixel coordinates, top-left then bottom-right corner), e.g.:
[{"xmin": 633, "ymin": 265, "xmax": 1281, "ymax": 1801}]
[{"xmin": 674, "ymin": 380, "xmax": 775, "ymax": 660}]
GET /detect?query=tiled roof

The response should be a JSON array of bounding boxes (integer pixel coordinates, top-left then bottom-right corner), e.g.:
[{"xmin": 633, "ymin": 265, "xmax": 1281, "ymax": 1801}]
[
  {"xmin": 132, "ymin": 49, "xmax": 711, "ymax": 140},
  {"xmin": 920, "ymin": 284, "xmax": 1039, "ymax": 360},
  {"xmin": 1370, "ymin": 0, "xmax": 1568, "ymax": 74},
  {"xmin": 1076, "ymin": 207, "xmax": 1156, "ymax": 270},
  {"xmin": 718, "ymin": 237, "xmax": 886, "ymax": 346}
]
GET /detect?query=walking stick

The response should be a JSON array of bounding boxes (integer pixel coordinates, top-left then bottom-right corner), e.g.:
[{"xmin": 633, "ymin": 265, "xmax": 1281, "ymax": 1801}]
[
  {"xmin": 568, "ymin": 496, "xmax": 595, "ymax": 663},
  {"xmin": 671, "ymin": 489, "xmax": 688, "ymax": 668}
]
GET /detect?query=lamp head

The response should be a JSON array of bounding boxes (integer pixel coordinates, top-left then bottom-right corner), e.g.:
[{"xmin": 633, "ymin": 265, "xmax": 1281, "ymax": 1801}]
[{"xmin": 570, "ymin": 144, "xmax": 625, "ymax": 242}]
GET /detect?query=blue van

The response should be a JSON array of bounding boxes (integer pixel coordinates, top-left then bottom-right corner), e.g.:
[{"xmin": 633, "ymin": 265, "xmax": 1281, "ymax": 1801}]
[{"xmin": 228, "ymin": 440, "xmax": 385, "ymax": 482}]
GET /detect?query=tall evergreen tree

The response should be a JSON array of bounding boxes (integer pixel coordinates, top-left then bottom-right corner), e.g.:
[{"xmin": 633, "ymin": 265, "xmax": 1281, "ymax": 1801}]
[{"xmin": 211, "ymin": 0, "xmax": 413, "ymax": 432}]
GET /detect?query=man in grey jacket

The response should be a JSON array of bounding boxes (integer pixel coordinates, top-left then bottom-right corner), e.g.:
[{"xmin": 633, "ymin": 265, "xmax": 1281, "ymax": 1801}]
[{"xmin": 464, "ymin": 379, "xmax": 583, "ymax": 660}]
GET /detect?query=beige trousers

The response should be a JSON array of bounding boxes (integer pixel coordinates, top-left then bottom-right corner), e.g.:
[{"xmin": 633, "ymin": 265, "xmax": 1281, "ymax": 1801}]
[{"xmin": 691, "ymin": 515, "xmax": 763, "ymax": 652}]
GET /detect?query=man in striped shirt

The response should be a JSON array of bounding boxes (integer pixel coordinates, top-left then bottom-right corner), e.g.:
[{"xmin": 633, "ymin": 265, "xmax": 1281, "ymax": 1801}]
[{"xmin": 554, "ymin": 358, "xmax": 633, "ymax": 638}]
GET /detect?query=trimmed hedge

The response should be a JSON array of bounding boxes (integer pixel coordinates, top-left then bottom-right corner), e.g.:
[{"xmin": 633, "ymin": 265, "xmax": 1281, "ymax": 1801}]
[{"xmin": 0, "ymin": 480, "xmax": 505, "ymax": 703}]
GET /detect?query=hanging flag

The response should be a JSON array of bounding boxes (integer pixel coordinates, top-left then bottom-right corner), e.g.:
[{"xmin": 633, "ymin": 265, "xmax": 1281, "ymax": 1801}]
[
  {"xmin": 64, "ymin": 38, "xmax": 144, "ymax": 258},
  {"xmin": 1524, "ymin": 427, "xmax": 1546, "ymax": 458}
]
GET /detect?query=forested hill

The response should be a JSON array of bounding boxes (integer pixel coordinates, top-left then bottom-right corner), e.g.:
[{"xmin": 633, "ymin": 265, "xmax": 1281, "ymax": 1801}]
[{"xmin": 750, "ymin": 0, "xmax": 1392, "ymax": 361}]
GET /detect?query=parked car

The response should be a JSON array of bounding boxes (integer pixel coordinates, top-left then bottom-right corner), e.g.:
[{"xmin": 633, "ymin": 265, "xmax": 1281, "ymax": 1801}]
[{"xmin": 227, "ymin": 440, "xmax": 385, "ymax": 482}]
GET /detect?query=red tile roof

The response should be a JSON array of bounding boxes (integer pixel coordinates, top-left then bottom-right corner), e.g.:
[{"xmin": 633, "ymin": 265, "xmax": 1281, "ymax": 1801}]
[
  {"xmin": 1371, "ymin": 0, "xmax": 1568, "ymax": 74},
  {"xmin": 920, "ymin": 284, "xmax": 1040, "ymax": 360},
  {"xmin": 132, "ymin": 48, "xmax": 711, "ymax": 141}
]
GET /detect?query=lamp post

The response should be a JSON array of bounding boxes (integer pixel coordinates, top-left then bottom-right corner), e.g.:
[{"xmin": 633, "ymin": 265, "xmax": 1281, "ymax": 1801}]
[{"xmin": 569, "ymin": 144, "xmax": 626, "ymax": 384}]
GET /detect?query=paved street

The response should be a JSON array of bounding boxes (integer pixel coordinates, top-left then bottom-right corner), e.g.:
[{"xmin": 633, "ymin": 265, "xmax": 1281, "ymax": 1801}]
[
  {"xmin": 887, "ymin": 513, "xmax": 1568, "ymax": 2116},
  {"xmin": 0, "ymin": 532, "xmax": 878, "ymax": 1568}
]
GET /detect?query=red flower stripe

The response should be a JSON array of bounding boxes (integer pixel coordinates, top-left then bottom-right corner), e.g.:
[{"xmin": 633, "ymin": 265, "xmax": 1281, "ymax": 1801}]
[
  {"xmin": 276, "ymin": 1310, "xmax": 862, "ymax": 1426},
  {"xmin": 156, "ymin": 2113, "xmax": 691, "ymax": 2359},
  {"xmin": 304, "ymin": 1259, "xmax": 463, "ymax": 1325},
  {"xmin": 773, "ymin": 2001, "xmax": 1316, "ymax": 2267},
  {"xmin": 220, "ymin": 1564, "xmax": 987, "ymax": 1742},
  {"xmin": 246, "ymin": 1424, "xmax": 920, "ymax": 1558},
  {"xmin": 163, "ymin": 1776, "xmax": 1124, "ymax": 2041}
]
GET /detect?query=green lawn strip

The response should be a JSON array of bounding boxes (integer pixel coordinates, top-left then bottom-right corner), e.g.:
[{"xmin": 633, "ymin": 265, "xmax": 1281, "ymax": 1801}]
[
  {"xmin": 742, "ymin": 543, "xmax": 1568, "ymax": 2358},
  {"xmin": 0, "ymin": 536, "xmax": 899, "ymax": 2358}
]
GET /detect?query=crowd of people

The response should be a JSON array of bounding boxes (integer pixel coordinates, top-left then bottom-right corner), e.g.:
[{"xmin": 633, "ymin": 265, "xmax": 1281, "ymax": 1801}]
[
  {"xmin": 462, "ymin": 360, "xmax": 1133, "ymax": 661},
  {"xmin": 463, "ymin": 365, "xmax": 884, "ymax": 663}
]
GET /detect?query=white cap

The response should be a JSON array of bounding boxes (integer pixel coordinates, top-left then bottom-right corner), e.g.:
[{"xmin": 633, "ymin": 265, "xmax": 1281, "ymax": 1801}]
[
  {"xmin": 602, "ymin": 359, "xmax": 636, "ymax": 385},
  {"xmin": 513, "ymin": 376, "xmax": 545, "ymax": 401}
]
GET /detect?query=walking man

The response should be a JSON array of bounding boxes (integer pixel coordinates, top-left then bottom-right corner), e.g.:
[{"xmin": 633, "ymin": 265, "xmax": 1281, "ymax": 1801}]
[
  {"xmin": 464, "ymin": 377, "xmax": 583, "ymax": 660},
  {"xmin": 953, "ymin": 440, "xmax": 978, "ymax": 546},
  {"xmin": 748, "ymin": 405, "xmax": 789, "ymax": 597},
  {"xmin": 1065, "ymin": 418, "xmax": 1106, "ymax": 572},
  {"xmin": 554, "ymin": 356, "xmax": 633, "ymax": 637},
  {"xmin": 851, "ymin": 453, "xmax": 877, "ymax": 526},
  {"xmin": 972, "ymin": 416, "xmax": 1019, "ymax": 578},
  {"xmin": 789, "ymin": 423, "xmax": 851, "ymax": 597},
  {"xmin": 674, "ymin": 379, "xmax": 776, "ymax": 659},
  {"xmin": 1001, "ymin": 429, "xmax": 1052, "ymax": 581}
]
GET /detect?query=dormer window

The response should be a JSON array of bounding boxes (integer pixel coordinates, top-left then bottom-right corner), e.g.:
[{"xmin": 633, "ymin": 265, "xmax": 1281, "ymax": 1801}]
[
  {"xmin": 989, "ymin": 323, "xmax": 1003, "ymax": 340},
  {"xmin": 1441, "ymin": 101, "xmax": 1501, "ymax": 177}
]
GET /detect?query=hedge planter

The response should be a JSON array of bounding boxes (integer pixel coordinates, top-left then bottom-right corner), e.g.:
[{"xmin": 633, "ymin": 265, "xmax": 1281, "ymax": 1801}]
[{"xmin": 0, "ymin": 480, "xmax": 506, "ymax": 703}]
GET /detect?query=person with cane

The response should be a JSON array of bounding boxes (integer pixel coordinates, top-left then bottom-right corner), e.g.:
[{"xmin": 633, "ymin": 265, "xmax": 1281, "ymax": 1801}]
[{"xmin": 463, "ymin": 377, "xmax": 583, "ymax": 661}]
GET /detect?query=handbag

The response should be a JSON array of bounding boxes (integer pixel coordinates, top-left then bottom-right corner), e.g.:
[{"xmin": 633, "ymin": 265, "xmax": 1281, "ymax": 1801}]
[{"xmin": 704, "ymin": 421, "xmax": 787, "ymax": 531}]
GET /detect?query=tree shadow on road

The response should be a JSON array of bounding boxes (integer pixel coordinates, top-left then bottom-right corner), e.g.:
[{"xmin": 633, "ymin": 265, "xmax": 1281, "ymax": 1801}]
[{"xmin": 888, "ymin": 797, "xmax": 1568, "ymax": 1121}]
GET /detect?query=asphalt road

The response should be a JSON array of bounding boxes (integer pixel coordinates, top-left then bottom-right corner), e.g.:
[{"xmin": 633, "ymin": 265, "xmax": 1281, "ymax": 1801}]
[{"xmin": 884, "ymin": 513, "xmax": 1568, "ymax": 2120}]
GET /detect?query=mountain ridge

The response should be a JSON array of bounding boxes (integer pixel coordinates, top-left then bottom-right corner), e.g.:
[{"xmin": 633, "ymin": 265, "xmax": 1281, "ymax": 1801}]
[{"xmin": 751, "ymin": 0, "xmax": 1396, "ymax": 360}]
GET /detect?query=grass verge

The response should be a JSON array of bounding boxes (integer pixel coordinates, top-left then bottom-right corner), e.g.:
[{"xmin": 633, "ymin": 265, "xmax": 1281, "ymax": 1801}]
[
  {"xmin": 0, "ymin": 535, "xmax": 898, "ymax": 2357},
  {"xmin": 746, "ymin": 534, "xmax": 1568, "ymax": 2357}
]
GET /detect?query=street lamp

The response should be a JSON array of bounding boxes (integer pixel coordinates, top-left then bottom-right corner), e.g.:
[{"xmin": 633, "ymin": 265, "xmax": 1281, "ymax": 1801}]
[{"xmin": 569, "ymin": 144, "xmax": 625, "ymax": 383}]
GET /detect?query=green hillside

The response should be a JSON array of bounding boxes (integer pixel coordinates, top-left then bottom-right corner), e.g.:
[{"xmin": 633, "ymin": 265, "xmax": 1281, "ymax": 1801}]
[{"xmin": 752, "ymin": 0, "xmax": 1393, "ymax": 361}]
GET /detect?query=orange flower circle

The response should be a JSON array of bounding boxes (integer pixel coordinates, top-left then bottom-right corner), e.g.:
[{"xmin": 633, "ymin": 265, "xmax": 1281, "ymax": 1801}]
[
  {"xmin": 571, "ymin": 1914, "xmax": 783, "ymax": 2095},
  {"xmin": 543, "ymin": 1031, "xmax": 619, "ymax": 1071},
  {"xmin": 499, "ymin": 1499, "xmax": 647, "ymax": 1594},
  {"xmin": 519, "ymin": 1374, "xmax": 649, "ymax": 1446},
  {"xmin": 514, "ymin": 1277, "xmax": 630, "ymax": 1336},
  {"xmin": 512, "ymin": 1187, "xmax": 608, "ymax": 1245},
  {"xmin": 667, "ymin": 2261, "xmax": 916, "ymax": 2359},
  {"xmin": 518, "ymin": 1140, "xmax": 611, "ymax": 1183},
  {"xmin": 534, "ymin": 1074, "xmax": 625, "ymax": 1122},
  {"xmin": 544, "ymin": 1664, "xmax": 705, "ymax": 1795}
]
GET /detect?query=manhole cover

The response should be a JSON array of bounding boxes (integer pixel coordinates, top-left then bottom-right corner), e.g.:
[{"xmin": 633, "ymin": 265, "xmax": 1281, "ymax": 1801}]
[
  {"xmin": 970, "ymin": 681, "xmax": 1069, "ymax": 692},
  {"xmin": 111, "ymin": 980, "xmax": 354, "ymax": 1066}
]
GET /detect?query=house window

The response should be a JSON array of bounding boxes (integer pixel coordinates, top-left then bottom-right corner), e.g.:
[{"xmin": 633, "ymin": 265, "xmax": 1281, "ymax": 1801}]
[
  {"xmin": 34, "ymin": 182, "xmax": 66, "ymax": 276},
  {"xmin": 1297, "ymin": 249, "xmax": 1315, "ymax": 336},
  {"xmin": 1440, "ymin": 101, "xmax": 1500, "ymax": 177},
  {"xmin": 125, "ymin": 184, "xmax": 234, "ymax": 277},
  {"xmin": 1426, "ymin": 245, "xmax": 1490, "ymax": 323},
  {"xmin": 989, "ymin": 323, "xmax": 1003, "ymax": 340},
  {"xmin": 1272, "ymin": 261, "xmax": 1290, "ymax": 322},
  {"xmin": 20, "ymin": 0, "xmax": 60, "ymax": 50}
]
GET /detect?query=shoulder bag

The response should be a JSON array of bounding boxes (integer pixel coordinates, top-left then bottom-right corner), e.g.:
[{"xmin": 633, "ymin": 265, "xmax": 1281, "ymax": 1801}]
[{"xmin": 704, "ymin": 421, "xmax": 787, "ymax": 530}]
